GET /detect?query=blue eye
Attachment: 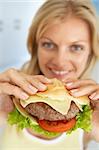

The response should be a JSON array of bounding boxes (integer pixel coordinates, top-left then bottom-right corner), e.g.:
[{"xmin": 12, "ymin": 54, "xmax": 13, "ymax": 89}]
[
  {"xmin": 70, "ymin": 45, "xmax": 84, "ymax": 51},
  {"xmin": 42, "ymin": 42, "xmax": 54, "ymax": 49}
]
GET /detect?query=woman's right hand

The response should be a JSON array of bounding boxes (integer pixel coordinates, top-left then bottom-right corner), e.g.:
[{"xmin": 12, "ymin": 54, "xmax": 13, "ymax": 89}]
[{"xmin": 0, "ymin": 68, "xmax": 51, "ymax": 115}]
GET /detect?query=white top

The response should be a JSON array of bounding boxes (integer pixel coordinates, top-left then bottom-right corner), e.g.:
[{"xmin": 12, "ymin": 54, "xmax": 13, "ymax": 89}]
[{"xmin": 1, "ymin": 125, "xmax": 84, "ymax": 150}]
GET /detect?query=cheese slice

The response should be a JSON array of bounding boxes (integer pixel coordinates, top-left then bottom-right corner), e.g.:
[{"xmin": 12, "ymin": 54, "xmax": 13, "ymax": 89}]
[
  {"xmin": 36, "ymin": 78, "xmax": 67, "ymax": 101},
  {"xmin": 64, "ymin": 89, "xmax": 89, "ymax": 111},
  {"xmin": 20, "ymin": 78, "xmax": 90, "ymax": 115},
  {"xmin": 20, "ymin": 96, "xmax": 71, "ymax": 115}
]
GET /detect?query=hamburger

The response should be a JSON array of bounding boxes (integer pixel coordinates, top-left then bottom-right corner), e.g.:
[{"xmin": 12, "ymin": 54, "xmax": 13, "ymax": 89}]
[{"xmin": 8, "ymin": 78, "xmax": 92, "ymax": 139}]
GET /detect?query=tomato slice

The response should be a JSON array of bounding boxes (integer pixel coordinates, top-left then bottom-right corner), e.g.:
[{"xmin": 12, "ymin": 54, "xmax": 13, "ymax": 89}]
[{"xmin": 38, "ymin": 118, "xmax": 76, "ymax": 132}]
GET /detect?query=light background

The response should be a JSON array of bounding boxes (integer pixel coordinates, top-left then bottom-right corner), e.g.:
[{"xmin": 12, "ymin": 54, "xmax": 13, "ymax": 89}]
[{"xmin": 0, "ymin": 0, "xmax": 99, "ymax": 149}]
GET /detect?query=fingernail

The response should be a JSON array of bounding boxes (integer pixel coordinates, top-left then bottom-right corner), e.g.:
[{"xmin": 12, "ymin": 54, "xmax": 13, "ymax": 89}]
[
  {"xmin": 93, "ymin": 96, "xmax": 99, "ymax": 100},
  {"xmin": 29, "ymin": 85, "xmax": 38, "ymax": 93},
  {"xmin": 66, "ymin": 82, "xmax": 73, "ymax": 87},
  {"xmin": 21, "ymin": 93, "xmax": 29, "ymax": 100},
  {"xmin": 70, "ymin": 89, "xmax": 79, "ymax": 96},
  {"xmin": 89, "ymin": 92, "xmax": 96, "ymax": 99},
  {"xmin": 89, "ymin": 92, "xmax": 98, "ymax": 100},
  {"xmin": 40, "ymin": 84, "xmax": 48, "ymax": 91},
  {"xmin": 46, "ymin": 78, "xmax": 52, "ymax": 83},
  {"xmin": 39, "ymin": 84, "xmax": 47, "ymax": 90}
]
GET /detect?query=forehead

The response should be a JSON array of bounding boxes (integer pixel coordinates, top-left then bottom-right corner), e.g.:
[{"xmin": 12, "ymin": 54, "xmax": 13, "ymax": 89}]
[{"xmin": 41, "ymin": 17, "xmax": 91, "ymax": 42}]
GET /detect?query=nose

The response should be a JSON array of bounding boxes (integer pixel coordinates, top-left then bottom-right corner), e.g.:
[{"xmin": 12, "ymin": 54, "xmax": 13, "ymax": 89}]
[{"xmin": 53, "ymin": 46, "xmax": 71, "ymax": 67}]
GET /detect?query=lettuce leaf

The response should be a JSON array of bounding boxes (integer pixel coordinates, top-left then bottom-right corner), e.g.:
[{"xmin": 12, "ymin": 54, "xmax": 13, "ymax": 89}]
[
  {"xmin": 67, "ymin": 105, "xmax": 92, "ymax": 134},
  {"xmin": 7, "ymin": 109, "xmax": 60, "ymax": 138},
  {"xmin": 7, "ymin": 105, "xmax": 92, "ymax": 137}
]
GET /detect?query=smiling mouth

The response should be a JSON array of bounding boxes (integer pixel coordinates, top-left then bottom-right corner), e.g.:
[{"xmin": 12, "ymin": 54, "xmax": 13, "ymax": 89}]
[
  {"xmin": 50, "ymin": 69, "xmax": 71, "ymax": 76},
  {"xmin": 47, "ymin": 67, "xmax": 76, "ymax": 81}
]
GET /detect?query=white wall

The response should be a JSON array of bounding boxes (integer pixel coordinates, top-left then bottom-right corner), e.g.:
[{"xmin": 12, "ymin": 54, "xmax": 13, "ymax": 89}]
[
  {"xmin": 0, "ymin": 0, "xmax": 99, "ymax": 149},
  {"xmin": 0, "ymin": 0, "xmax": 45, "ymax": 71}
]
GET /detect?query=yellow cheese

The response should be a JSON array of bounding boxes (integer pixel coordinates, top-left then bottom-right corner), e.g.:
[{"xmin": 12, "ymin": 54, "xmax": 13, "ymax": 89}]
[
  {"xmin": 36, "ymin": 78, "xmax": 67, "ymax": 101},
  {"xmin": 20, "ymin": 96, "xmax": 71, "ymax": 115},
  {"xmin": 20, "ymin": 78, "xmax": 90, "ymax": 115}
]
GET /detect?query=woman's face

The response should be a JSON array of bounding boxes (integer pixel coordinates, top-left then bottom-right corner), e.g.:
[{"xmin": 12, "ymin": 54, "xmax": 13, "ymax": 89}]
[{"xmin": 37, "ymin": 17, "xmax": 91, "ymax": 81}]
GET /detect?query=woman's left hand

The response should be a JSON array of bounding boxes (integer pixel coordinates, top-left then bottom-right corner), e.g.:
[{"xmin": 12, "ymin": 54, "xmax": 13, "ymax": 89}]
[
  {"xmin": 65, "ymin": 79, "xmax": 99, "ymax": 143},
  {"xmin": 65, "ymin": 79, "xmax": 99, "ymax": 110}
]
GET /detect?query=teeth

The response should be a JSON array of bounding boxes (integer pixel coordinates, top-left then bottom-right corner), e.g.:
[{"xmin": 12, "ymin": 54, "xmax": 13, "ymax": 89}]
[{"xmin": 51, "ymin": 70, "xmax": 69, "ymax": 75}]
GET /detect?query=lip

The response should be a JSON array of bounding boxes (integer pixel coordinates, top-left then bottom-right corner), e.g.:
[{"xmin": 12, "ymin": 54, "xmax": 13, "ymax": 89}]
[
  {"xmin": 51, "ymin": 69, "xmax": 70, "ymax": 75},
  {"xmin": 49, "ymin": 68, "xmax": 73, "ymax": 80}
]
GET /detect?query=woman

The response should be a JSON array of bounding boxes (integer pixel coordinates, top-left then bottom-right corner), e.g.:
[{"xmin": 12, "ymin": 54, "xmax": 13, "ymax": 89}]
[{"xmin": 0, "ymin": 0, "xmax": 99, "ymax": 149}]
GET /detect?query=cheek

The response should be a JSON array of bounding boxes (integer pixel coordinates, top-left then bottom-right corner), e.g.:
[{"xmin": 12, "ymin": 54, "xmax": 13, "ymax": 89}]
[
  {"xmin": 75, "ymin": 54, "xmax": 89, "ymax": 74},
  {"xmin": 78, "ymin": 57, "xmax": 87, "ymax": 67},
  {"xmin": 37, "ymin": 49, "xmax": 51, "ymax": 66},
  {"xmin": 38, "ymin": 49, "xmax": 45, "ymax": 63}
]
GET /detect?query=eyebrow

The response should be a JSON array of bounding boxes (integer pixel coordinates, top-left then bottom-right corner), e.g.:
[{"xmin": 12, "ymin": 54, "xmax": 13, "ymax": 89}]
[
  {"xmin": 41, "ymin": 36, "xmax": 89, "ymax": 44},
  {"xmin": 41, "ymin": 37, "xmax": 56, "ymax": 43}
]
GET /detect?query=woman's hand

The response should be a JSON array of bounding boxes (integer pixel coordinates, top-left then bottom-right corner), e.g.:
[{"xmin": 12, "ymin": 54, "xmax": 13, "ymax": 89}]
[
  {"xmin": 0, "ymin": 68, "xmax": 51, "ymax": 99},
  {"xmin": 0, "ymin": 68, "xmax": 51, "ymax": 114},
  {"xmin": 83, "ymin": 110, "xmax": 99, "ymax": 149},
  {"xmin": 65, "ymin": 79, "xmax": 99, "ymax": 110},
  {"xmin": 65, "ymin": 79, "xmax": 99, "ymax": 143}
]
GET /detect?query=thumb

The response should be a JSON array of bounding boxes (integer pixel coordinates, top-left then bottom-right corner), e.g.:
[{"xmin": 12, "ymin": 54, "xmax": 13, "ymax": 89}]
[{"xmin": 0, "ymin": 94, "xmax": 14, "ymax": 114}]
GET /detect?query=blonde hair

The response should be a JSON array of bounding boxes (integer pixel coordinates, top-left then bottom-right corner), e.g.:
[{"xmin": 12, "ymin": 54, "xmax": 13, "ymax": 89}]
[{"xmin": 24, "ymin": 0, "xmax": 99, "ymax": 79}]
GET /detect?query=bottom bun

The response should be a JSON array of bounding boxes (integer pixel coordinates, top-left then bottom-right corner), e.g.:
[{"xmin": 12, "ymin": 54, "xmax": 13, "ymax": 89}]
[{"xmin": 26, "ymin": 128, "xmax": 62, "ymax": 140}]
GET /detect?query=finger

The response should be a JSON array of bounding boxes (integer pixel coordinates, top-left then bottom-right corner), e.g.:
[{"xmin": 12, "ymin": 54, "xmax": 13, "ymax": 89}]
[
  {"xmin": 0, "ymin": 112, "xmax": 8, "ymax": 126},
  {"xmin": 0, "ymin": 69, "xmax": 11, "ymax": 82},
  {"xmin": 27, "ymin": 77, "xmax": 48, "ymax": 91},
  {"xmin": 26, "ymin": 75, "xmax": 52, "ymax": 91},
  {"xmin": 0, "ymin": 68, "xmax": 21, "ymax": 82},
  {"xmin": 8, "ymin": 70, "xmax": 38, "ymax": 95},
  {"xmin": 70, "ymin": 85, "xmax": 99, "ymax": 97},
  {"xmin": 35, "ymin": 75, "xmax": 52, "ymax": 83},
  {"xmin": 0, "ymin": 83, "xmax": 29, "ymax": 100},
  {"xmin": 66, "ymin": 79, "xmax": 96, "ymax": 90},
  {"xmin": 89, "ymin": 90, "xmax": 99, "ymax": 101},
  {"xmin": 0, "ymin": 94, "xmax": 14, "ymax": 113}
]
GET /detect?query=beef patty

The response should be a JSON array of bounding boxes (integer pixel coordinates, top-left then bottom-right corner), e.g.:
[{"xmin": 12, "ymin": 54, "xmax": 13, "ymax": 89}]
[{"xmin": 25, "ymin": 102, "xmax": 79, "ymax": 121}]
